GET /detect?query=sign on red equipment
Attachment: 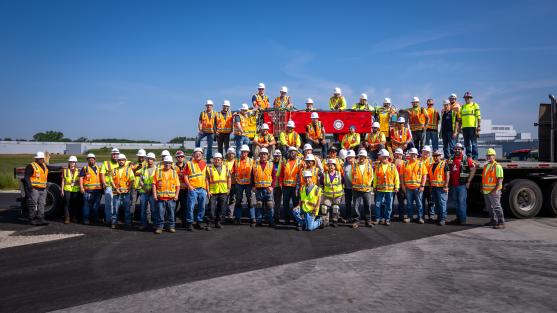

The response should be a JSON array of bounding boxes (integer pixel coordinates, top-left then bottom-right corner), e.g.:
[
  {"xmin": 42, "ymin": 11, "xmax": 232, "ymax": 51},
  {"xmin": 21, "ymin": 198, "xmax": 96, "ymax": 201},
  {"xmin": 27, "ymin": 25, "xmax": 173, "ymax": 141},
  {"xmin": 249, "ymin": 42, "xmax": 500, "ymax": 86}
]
[{"xmin": 264, "ymin": 111, "xmax": 373, "ymax": 134}]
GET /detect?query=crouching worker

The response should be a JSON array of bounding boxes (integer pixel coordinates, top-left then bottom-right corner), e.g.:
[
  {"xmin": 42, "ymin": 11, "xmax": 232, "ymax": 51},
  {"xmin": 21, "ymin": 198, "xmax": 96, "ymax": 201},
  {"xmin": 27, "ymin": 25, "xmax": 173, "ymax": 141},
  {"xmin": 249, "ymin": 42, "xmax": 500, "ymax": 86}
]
[
  {"xmin": 320, "ymin": 159, "xmax": 343, "ymax": 227},
  {"xmin": 152, "ymin": 155, "xmax": 180, "ymax": 234},
  {"xmin": 292, "ymin": 170, "xmax": 323, "ymax": 231},
  {"xmin": 206, "ymin": 153, "xmax": 231, "ymax": 229}
]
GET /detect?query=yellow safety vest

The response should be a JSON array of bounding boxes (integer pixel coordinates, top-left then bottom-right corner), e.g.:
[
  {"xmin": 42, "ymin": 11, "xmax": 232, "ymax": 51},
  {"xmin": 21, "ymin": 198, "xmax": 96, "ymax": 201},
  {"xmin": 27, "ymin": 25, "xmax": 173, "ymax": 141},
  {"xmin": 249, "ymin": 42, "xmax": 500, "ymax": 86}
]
[
  {"xmin": 208, "ymin": 165, "xmax": 229, "ymax": 194},
  {"xmin": 323, "ymin": 172, "xmax": 343, "ymax": 198},
  {"xmin": 63, "ymin": 168, "xmax": 80, "ymax": 192}
]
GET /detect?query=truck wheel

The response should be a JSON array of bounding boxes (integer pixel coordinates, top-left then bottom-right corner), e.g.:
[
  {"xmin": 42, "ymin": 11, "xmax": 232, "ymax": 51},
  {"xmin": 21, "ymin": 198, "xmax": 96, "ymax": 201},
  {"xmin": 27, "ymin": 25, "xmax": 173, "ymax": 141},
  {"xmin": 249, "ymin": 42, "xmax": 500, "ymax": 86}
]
[
  {"xmin": 544, "ymin": 182, "xmax": 557, "ymax": 216},
  {"xmin": 45, "ymin": 183, "xmax": 64, "ymax": 218},
  {"xmin": 503, "ymin": 179, "xmax": 543, "ymax": 218}
]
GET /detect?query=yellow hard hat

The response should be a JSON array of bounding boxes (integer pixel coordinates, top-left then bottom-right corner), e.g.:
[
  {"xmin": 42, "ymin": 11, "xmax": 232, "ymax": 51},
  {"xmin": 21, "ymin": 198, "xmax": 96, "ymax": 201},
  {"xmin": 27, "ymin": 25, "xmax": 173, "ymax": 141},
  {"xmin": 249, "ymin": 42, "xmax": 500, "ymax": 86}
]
[{"xmin": 486, "ymin": 148, "xmax": 496, "ymax": 156}]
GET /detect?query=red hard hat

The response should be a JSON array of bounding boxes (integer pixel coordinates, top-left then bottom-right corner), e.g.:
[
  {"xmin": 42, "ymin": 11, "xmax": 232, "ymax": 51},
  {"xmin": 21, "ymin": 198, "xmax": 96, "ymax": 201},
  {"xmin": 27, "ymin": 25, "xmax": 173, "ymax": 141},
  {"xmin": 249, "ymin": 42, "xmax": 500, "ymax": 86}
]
[{"xmin": 463, "ymin": 91, "xmax": 473, "ymax": 98}]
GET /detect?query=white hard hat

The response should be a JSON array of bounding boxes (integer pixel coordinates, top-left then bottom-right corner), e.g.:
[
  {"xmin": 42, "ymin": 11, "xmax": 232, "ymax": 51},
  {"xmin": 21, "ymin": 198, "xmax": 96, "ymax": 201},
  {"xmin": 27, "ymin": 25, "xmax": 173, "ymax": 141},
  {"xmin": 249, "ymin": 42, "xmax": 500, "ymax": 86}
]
[
  {"xmin": 241, "ymin": 103, "xmax": 249, "ymax": 111},
  {"xmin": 288, "ymin": 146, "xmax": 298, "ymax": 152},
  {"xmin": 193, "ymin": 147, "xmax": 203, "ymax": 153},
  {"xmin": 146, "ymin": 152, "xmax": 156, "ymax": 159},
  {"xmin": 397, "ymin": 117, "xmax": 406, "ymax": 123},
  {"xmin": 433, "ymin": 149, "xmax": 443, "ymax": 156},
  {"xmin": 68, "ymin": 156, "xmax": 78, "ymax": 162},
  {"xmin": 360, "ymin": 93, "xmax": 368, "ymax": 100},
  {"xmin": 379, "ymin": 149, "xmax": 390, "ymax": 157},
  {"xmin": 241, "ymin": 145, "xmax": 250, "ymax": 152},
  {"xmin": 287, "ymin": 120, "xmax": 295, "ymax": 128},
  {"xmin": 34, "ymin": 151, "xmax": 45, "ymax": 159},
  {"xmin": 303, "ymin": 143, "xmax": 313, "ymax": 151},
  {"xmin": 206, "ymin": 99, "xmax": 214, "ymax": 105},
  {"xmin": 310, "ymin": 112, "xmax": 319, "ymax": 119},
  {"xmin": 347, "ymin": 150, "xmax": 356, "ymax": 157},
  {"xmin": 422, "ymin": 146, "xmax": 432, "ymax": 153},
  {"xmin": 333, "ymin": 87, "xmax": 342, "ymax": 94},
  {"xmin": 111, "ymin": 148, "xmax": 120, "ymax": 154},
  {"xmin": 161, "ymin": 150, "xmax": 170, "ymax": 157},
  {"xmin": 358, "ymin": 150, "xmax": 368, "ymax": 157},
  {"xmin": 383, "ymin": 97, "xmax": 392, "ymax": 104},
  {"xmin": 274, "ymin": 150, "xmax": 282, "ymax": 156},
  {"xmin": 339, "ymin": 149, "xmax": 347, "ymax": 160},
  {"xmin": 394, "ymin": 148, "xmax": 403, "ymax": 155},
  {"xmin": 280, "ymin": 86, "xmax": 288, "ymax": 93},
  {"xmin": 412, "ymin": 96, "xmax": 420, "ymax": 102},
  {"xmin": 372, "ymin": 122, "xmax": 380, "ymax": 128},
  {"xmin": 118, "ymin": 153, "xmax": 127, "ymax": 160},
  {"xmin": 261, "ymin": 123, "xmax": 270, "ymax": 130},
  {"xmin": 258, "ymin": 83, "xmax": 266, "ymax": 89},
  {"xmin": 455, "ymin": 143, "xmax": 464, "ymax": 149},
  {"xmin": 327, "ymin": 158, "xmax": 337, "ymax": 164},
  {"xmin": 223, "ymin": 100, "xmax": 231, "ymax": 106},
  {"xmin": 449, "ymin": 93, "xmax": 457, "ymax": 99},
  {"xmin": 408, "ymin": 148, "xmax": 419, "ymax": 155},
  {"xmin": 305, "ymin": 154, "xmax": 315, "ymax": 161},
  {"xmin": 227, "ymin": 147, "xmax": 236, "ymax": 155},
  {"xmin": 260, "ymin": 148, "xmax": 269, "ymax": 154},
  {"xmin": 443, "ymin": 99, "xmax": 450, "ymax": 105},
  {"xmin": 213, "ymin": 153, "xmax": 223, "ymax": 159},
  {"xmin": 302, "ymin": 170, "xmax": 313, "ymax": 178},
  {"xmin": 305, "ymin": 98, "xmax": 314, "ymax": 104},
  {"xmin": 137, "ymin": 149, "xmax": 146, "ymax": 157},
  {"xmin": 86, "ymin": 153, "xmax": 96, "ymax": 159},
  {"xmin": 163, "ymin": 155, "xmax": 173, "ymax": 163}
]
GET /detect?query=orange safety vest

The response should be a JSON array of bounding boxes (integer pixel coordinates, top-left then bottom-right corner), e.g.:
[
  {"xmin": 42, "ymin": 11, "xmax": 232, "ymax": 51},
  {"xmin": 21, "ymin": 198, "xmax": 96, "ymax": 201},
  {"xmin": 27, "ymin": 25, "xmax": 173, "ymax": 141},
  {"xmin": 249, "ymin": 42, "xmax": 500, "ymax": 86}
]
[
  {"xmin": 283, "ymin": 131, "xmax": 300, "ymax": 147},
  {"xmin": 200, "ymin": 111, "xmax": 216, "ymax": 133},
  {"xmin": 29, "ymin": 162, "xmax": 48, "ymax": 189},
  {"xmin": 175, "ymin": 163, "xmax": 188, "ymax": 189},
  {"xmin": 421, "ymin": 156, "xmax": 433, "ymax": 183},
  {"xmin": 282, "ymin": 158, "xmax": 301, "ymax": 187},
  {"xmin": 82, "ymin": 164, "xmax": 102, "ymax": 191},
  {"xmin": 341, "ymin": 133, "xmax": 359, "ymax": 149},
  {"xmin": 408, "ymin": 107, "xmax": 427, "ymax": 131},
  {"xmin": 481, "ymin": 162, "xmax": 502, "ymax": 193},
  {"xmin": 374, "ymin": 162, "xmax": 398, "ymax": 192},
  {"xmin": 235, "ymin": 157, "xmax": 253, "ymax": 185},
  {"xmin": 113, "ymin": 166, "xmax": 133, "ymax": 193},
  {"xmin": 366, "ymin": 131, "xmax": 385, "ymax": 145},
  {"xmin": 402, "ymin": 160, "xmax": 426, "ymax": 189},
  {"xmin": 253, "ymin": 161, "xmax": 273, "ymax": 188},
  {"xmin": 390, "ymin": 127, "xmax": 409, "ymax": 149},
  {"xmin": 254, "ymin": 94, "xmax": 270, "ymax": 109},
  {"xmin": 307, "ymin": 121, "xmax": 323, "ymax": 140},
  {"xmin": 187, "ymin": 160, "xmax": 207, "ymax": 189},
  {"xmin": 273, "ymin": 96, "xmax": 290, "ymax": 108},
  {"xmin": 352, "ymin": 161, "xmax": 373, "ymax": 192},
  {"xmin": 216, "ymin": 111, "xmax": 233, "ymax": 133},
  {"xmin": 233, "ymin": 113, "xmax": 246, "ymax": 136},
  {"xmin": 155, "ymin": 168, "xmax": 178, "ymax": 199},
  {"xmin": 299, "ymin": 166, "xmax": 320, "ymax": 186},
  {"xmin": 426, "ymin": 107, "xmax": 439, "ymax": 131},
  {"xmin": 428, "ymin": 161, "xmax": 448, "ymax": 187},
  {"xmin": 255, "ymin": 133, "xmax": 274, "ymax": 144}
]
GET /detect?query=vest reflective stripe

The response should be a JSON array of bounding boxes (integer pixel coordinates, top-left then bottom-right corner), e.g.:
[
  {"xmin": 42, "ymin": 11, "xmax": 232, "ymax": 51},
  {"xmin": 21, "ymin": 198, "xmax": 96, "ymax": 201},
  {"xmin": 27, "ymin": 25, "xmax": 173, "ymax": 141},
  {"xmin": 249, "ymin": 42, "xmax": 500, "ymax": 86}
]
[
  {"xmin": 187, "ymin": 161, "xmax": 207, "ymax": 189},
  {"xmin": 461, "ymin": 102, "xmax": 480, "ymax": 128},
  {"xmin": 426, "ymin": 107, "xmax": 439, "ymax": 130},
  {"xmin": 366, "ymin": 132, "xmax": 385, "ymax": 144},
  {"xmin": 208, "ymin": 165, "xmax": 229, "ymax": 194},
  {"xmin": 82, "ymin": 165, "xmax": 102, "ymax": 190},
  {"xmin": 329, "ymin": 96, "xmax": 346, "ymax": 110},
  {"xmin": 225, "ymin": 159, "xmax": 236, "ymax": 184},
  {"xmin": 449, "ymin": 155, "xmax": 471, "ymax": 184},
  {"xmin": 273, "ymin": 96, "xmax": 290, "ymax": 108},
  {"xmin": 283, "ymin": 132, "xmax": 300, "ymax": 146},
  {"xmin": 236, "ymin": 157, "xmax": 253, "ymax": 185},
  {"xmin": 216, "ymin": 111, "xmax": 233, "ymax": 133},
  {"xmin": 342, "ymin": 133, "xmax": 359, "ymax": 149},
  {"xmin": 421, "ymin": 156, "xmax": 433, "ymax": 183},
  {"xmin": 390, "ymin": 127, "xmax": 409, "ymax": 148},
  {"xmin": 378, "ymin": 107, "xmax": 395, "ymax": 135},
  {"xmin": 102, "ymin": 160, "xmax": 118, "ymax": 184},
  {"xmin": 233, "ymin": 113, "xmax": 246, "ymax": 136},
  {"xmin": 113, "ymin": 166, "xmax": 132, "ymax": 193},
  {"xmin": 30, "ymin": 162, "xmax": 48, "ymax": 189},
  {"xmin": 374, "ymin": 163, "xmax": 398, "ymax": 192},
  {"xmin": 201, "ymin": 111, "xmax": 216, "ymax": 133},
  {"xmin": 282, "ymin": 159, "xmax": 301, "ymax": 187},
  {"xmin": 255, "ymin": 133, "xmax": 274, "ymax": 144},
  {"xmin": 300, "ymin": 185, "xmax": 321, "ymax": 214},
  {"xmin": 245, "ymin": 113, "xmax": 258, "ymax": 139},
  {"xmin": 307, "ymin": 121, "xmax": 323, "ymax": 140},
  {"xmin": 429, "ymin": 161, "xmax": 447, "ymax": 187},
  {"xmin": 254, "ymin": 94, "xmax": 270, "ymax": 109},
  {"xmin": 139, "ymin": 167, "xmax": 156, "ymax": 193},
  {"xmin": 408, "ymin": 107, "xmax": 427, "ymax": 131},
  {"xmin": 481, "ymin": 162, "xmax": 502, "ymax": 193},
  {"xmin": 253, "ymin": 162, "xmax": 273, "ymax": 188},
  {"xmin": 300, "ymin": 166, "xmax": 319, "ymax": 186},
  {"xmin": 402, "ymin": 160, "xmax": 425, "ymax": 189},
  {"xmin": 273, "ymin": 161, "xmax": 282, "ymax": 187},
  {"xmin": 352, "ymin": 162, "xmax": 373, "ymax": 192},
  {"xmin": 63, "ymin": 168, "xmax": 80, "ymax": 192},
  {"xmin": 156, "ymin": 168, "xmax": 178, "ymax": 198},
  {"xmin": 323, "ymin": 172, "xmax": 343, "ymax": 198}
]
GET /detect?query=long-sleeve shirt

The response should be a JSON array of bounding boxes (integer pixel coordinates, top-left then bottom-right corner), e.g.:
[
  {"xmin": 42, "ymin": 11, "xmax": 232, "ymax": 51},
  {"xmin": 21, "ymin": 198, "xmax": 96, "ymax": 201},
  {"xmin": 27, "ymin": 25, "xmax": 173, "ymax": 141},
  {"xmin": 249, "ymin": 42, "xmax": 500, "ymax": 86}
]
[{"xmin": 329, "ymin": 96, "xmax": 347, "ymax": 111}]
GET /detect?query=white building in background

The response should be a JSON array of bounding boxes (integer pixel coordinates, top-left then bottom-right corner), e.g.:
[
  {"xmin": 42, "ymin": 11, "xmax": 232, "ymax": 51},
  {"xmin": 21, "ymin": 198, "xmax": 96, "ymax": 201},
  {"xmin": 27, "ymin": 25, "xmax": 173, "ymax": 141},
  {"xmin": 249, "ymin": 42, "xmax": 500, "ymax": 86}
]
[{"xmin": 479, "ymin": 119, "xmax": 531, "ymax": 142}]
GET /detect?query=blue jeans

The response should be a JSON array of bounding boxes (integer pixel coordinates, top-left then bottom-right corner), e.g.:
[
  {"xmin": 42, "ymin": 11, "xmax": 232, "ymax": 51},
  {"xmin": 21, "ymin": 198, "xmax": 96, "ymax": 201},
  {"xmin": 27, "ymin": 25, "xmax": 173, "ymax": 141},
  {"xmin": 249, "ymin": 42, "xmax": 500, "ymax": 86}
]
[
  {"xmin": 405, "ymin": 188, "xmax": 423, "ymax": 219},
  {"xmin": 293, "ymin": 207, "xmax": 322, "ymax": 231},
  {"xmin": 281, "ymin": 186, "xmax": 299, "ymax": 222},
  {"xmin": 113, "ymin": 193, "xmax": 131, "ymax": 225},
  {"xmin": 425, "ymin": 130, "xmax": 439, "ymax": 151},
  {"xmin": 235, "ymin": 184, "xmax": 254, "ymax": 219},
  {"xmin": 234, "ymin": 135, "xmax": 250, "ymax": 158},
  {"xmin": 374, "ymin": 191, "xmax": 394, "ymax": 222},
  {"xmin": 103, "ymin": 187, "xmax": 114, "ymax": 224},
  {"xmin": 195, "ymin": 132, "xmax": 214, "ymax": 160},
  {"xmin": 449, "ymin": 185, "xmax": 467, "ymax": 223},
  {"xmin": 255, "ymin": 188, "xmax": 274, "ymax": 224},
  {"xmin": 442, "ymin": 132, "xmax": 455, "ymax": 160},
  {"xmin": 140, "ymin": 192, "xmax": 156, "ymax": 227},
  {"xmin": 156, "ymin": 199, "xmax": 176, "ymax": 229},
  {"xmin": 83, "ymin": 191, "xmax": 101, "ymax": 222},
  {"xmin": 462, "ymin": 127, "xmax": 478, "ymax": 160},
  {"xmin": 431, "ymin": 187, "xmax": 448, "ymax": 222},
  {"xmin": 186, "ymin": 188, "xmax": 207, "ymax": 224}
]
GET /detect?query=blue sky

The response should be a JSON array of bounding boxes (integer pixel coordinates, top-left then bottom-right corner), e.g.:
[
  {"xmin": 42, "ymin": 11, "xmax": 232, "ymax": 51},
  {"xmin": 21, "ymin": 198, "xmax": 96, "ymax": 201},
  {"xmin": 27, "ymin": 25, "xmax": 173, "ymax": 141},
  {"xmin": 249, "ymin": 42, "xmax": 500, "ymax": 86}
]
[{"xmin": 1, "ymin": 0, "xmax": 556, "ymax": 141}]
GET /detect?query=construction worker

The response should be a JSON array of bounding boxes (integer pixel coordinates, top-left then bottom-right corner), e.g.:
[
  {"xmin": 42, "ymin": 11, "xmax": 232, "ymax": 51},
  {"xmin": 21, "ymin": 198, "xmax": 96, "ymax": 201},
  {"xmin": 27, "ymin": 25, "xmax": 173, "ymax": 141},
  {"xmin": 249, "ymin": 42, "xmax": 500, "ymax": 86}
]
[
  {"xmin": 401, "ymin": 148, "xmax": 427, "ymax": 224},
  {"xmin": 447, "ymin": 143, "xmax": 476, "ymax": 225},
  {"xmin": 24, "ymin": 152, "xmax": 49, "ymax": 225},
  {"xmin": 280, "ymin": 146, "xmax": 302, "ymax": 224},
  {"xmin": 441, "ymin": 99, "xmax": 460, "ymax": 159},
  {"xmin": 129, "ymin": 149, "xmax": 147, "ymax": 224},
  {"xmin": 273, "ymin": 86, "xmax": 292, "ymax": 110},
  {"xmin": 364, "ymin": 122, "xmax": 386, "ymax": 160},
  {"xmin": 196, "ymin": 99, "xmax": 217, "ymax": 161},
  {"xmin": 341, "ymin": 150, "xmax": 356, "ymax": 223},
  {"xmin": 224, "ymin": 147, "xmax": 237, "ymax": 221},
  {"xmin": 174, "ymin": 150, "xmax": 188, "ymax": 226},
  {"xmin": 390, "ymin": 117, "xmax": 413, "ymax": 152},
  {"xmin": 253, "ymin": 123, "xmax": 276, "ymax": 158},
  {"xmin": 252, "ymin": 83, "xmax": 270, "ymax": 110},
  {"xmin": 341, "ymin": 126, "xmax": 360, "ymax": 151},
  {"xmin": 292, "ymin": 170, "xmax": 323, "ymax": 231},
  {"xmin": 448, "ymin": 93, "xmax": 461, "ymax": 113},
  {"xmin": 327, "ymin": 146, "xmax": 344, "ymax": 172},
  {"xmin": 352, "ymin": 93, "xmax": 373, "ymax": 111},
  {"xmin": 376, "ymin": 97, "xmax": 397, "ymax": 140},
  {"xmin": 428, "ymin": 149, "xmax": 450, "ymax": 226},
  {"xmin": 482, "ymin": 148, "xmax": 505, "ymax": 229},
  {"xmin": 159, "ymin": 150, "xmax": 171, "ymax": 169},
  {"xmin": 305, "ymin": 98, "xmax": 316, "ymax": 112},
  {"xmin": 351, "ymin": 150, "xmax": 373, "ymax": 228},
  {"xmin": 206, "ymin": 152, "xmax": 231, "ymax": 229},
  {"xmin": 272, "ymin": 150, "xmax": 283, "ymax": 224},
  {"xmin": 329, "ymin": 87, "xmax": 347, "ymax": 111},
  {"xmin": 111, "ymin": 154, "xmax": 135, "ymax": 229},
  {"xmin": 153, "ymin": 155, "xmax": 180, "ymax": 234},
  {"xmin": 61, "ymin": 155, "xmax": 80, "ymax": 224},
  {"xmin": 233, "ymin": 145, "xmax": 255, "ymax": 225},
  {"xmin": 302, "ymin": 143, "xmax": 324, "ymax": 172},
  {"xmin": 100, "ymin": 148, "xmax": 120, "ymax": 226},
  {"xmin": 138, "ymin": 152, "xmax": 156, "ymax": 230},
  {"xmin": 420, "ymin": 146, "xmax": 435, "ymax": 222},
  {"xmin": 216, "ymin": 100, "xmax": 233, "ymax": 155},
  {"xmin": 460, "ymin": 91, "xmax": 481, "ymax": 160},
  {"xmin": 306, "ymin": 112, "xmax": 328, "ymax": 157},
  {"xmin": 184, "ymin": 147, "xmax": 208, "ymax": 231},
  {"xmin": 373, "ymin": 149, "xmax": 400, "ymax": 226},
  {"xmin": 425, "ymin": 99, "xmax": 440, "ymax": 151},
  {"xmin": 407, "ymin": 97, "xmax": 429, "ymax": 152},
  {"xmin": 234, "ymin": 103, "xmax": 251, "ymax": 157},
  {"xmin": 300, "ymin": 154, "xmax": 320, "ymax": 187},
  {"xmin": 320, "ymin": 159, "xmax": 343, "ymax": 227},
  {"xmin": 80, "ymin": 153, "xmax": 102, "ymax": 225},
  {"xmin": 279, "ymin": 120, "xmax": 301, "ymax": 156},
  {"xmin": 392, "ymin": 148, "xmax": 406, "ymax": 221},
  {"xmin": 252, "ymin": 148, "xmax": 277, "ymax": 227}
]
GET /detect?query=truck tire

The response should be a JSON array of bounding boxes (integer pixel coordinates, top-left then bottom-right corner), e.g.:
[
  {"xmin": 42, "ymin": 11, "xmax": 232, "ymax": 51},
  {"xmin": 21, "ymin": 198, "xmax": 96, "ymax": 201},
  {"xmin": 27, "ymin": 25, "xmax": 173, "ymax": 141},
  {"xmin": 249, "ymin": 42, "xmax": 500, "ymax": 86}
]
[
  {"xmin": 45, "ymin": 183, "xmax": 64, "ymax": 218},
  {"xmin": 544, "ymin": 182, "xmax": 557, "ymax": 216},
  {"xmin": 503, "ymin": 179, "xmax": 543, "ymax": 218}
]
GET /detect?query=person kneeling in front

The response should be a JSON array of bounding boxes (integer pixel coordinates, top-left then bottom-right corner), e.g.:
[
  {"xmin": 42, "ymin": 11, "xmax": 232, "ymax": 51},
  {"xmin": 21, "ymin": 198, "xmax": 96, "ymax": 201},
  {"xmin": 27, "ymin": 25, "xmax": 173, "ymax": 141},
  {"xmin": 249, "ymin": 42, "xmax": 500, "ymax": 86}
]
[{"xmin": 292, "ymin": 170, "xmax": 323, "ymax": 231}]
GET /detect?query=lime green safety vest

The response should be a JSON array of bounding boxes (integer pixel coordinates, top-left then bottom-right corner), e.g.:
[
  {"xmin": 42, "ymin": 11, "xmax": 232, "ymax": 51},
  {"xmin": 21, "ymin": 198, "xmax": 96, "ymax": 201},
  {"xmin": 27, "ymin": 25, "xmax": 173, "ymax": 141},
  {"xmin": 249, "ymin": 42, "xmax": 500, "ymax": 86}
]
[
  {"xmin": 323, "ymin": 172, "xmax": 343, "ymax": 198},
  {"xmin": 300, "ymin": 185, "xmax": 321, "ymax": 214},
  {"xmin": 460, "ymin": 102, "xmax": 481, "ymax": 128},
  {"xmin": 138, "ymin": 166, "xmax": 156, "ymax": 193},
  {"xmin": 63, "ymin": 168, "xmax": 80, "ymax": 192}
]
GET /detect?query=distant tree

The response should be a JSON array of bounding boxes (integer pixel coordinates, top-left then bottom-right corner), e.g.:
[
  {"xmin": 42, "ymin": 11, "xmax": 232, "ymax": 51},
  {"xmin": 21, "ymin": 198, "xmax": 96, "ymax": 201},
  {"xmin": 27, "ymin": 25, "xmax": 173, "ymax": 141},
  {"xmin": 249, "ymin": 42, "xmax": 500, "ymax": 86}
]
[
  {"xmin": 90, "ymin": 138, "xmax": 160, "ymax": 143},
  {"xmin": 32, "ymin": 131, "xmax": 65, "ymax": 142},
  {"xmin": 3, "ymin": 138, "xmax": 12, "ymax": 141},
  {"xmin": 60, "ymin": 138, "xmax": 72, "ymax": 142},
  {"xmin": 169, "ymin": 136, "xmax": 187, "ymax": 143},
  {"xmin": 74, "ymin": 137, "xmax": 88, "ymax": 142}
]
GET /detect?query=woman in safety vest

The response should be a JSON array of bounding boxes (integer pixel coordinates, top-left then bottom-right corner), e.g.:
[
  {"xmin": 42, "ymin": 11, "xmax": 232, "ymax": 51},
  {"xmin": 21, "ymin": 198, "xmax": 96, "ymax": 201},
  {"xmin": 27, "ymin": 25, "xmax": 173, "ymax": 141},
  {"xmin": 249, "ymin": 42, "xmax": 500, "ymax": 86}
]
[{"xmin": 61, "ymin": 155, "xmax": 81, "ymax": 224}]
